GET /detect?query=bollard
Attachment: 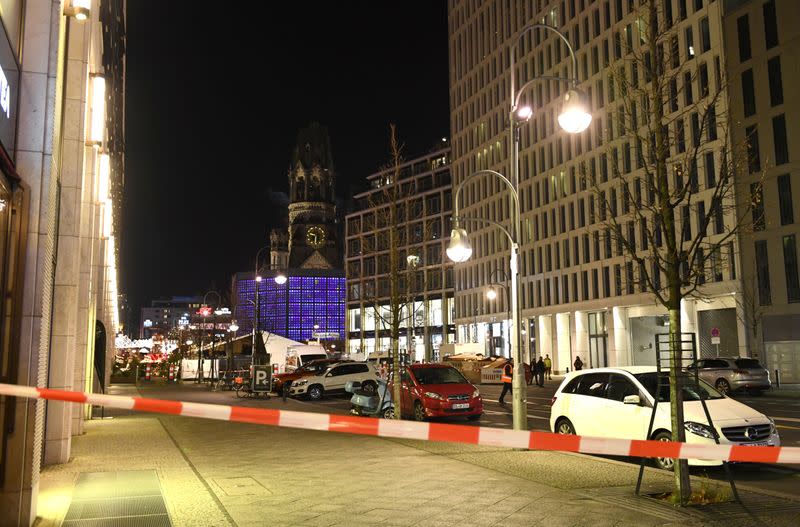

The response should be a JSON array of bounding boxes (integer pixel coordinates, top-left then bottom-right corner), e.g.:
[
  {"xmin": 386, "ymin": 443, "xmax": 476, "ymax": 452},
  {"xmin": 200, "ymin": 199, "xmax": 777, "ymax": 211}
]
[{"xmin": 775, "ymin": 369, "xmax": 781, "ymax": 389}]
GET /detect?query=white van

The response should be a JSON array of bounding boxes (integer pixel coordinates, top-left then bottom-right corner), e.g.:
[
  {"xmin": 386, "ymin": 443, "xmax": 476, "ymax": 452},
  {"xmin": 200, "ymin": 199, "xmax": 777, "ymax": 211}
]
[{"xmin": 259, "ymin": 332, "xmax": 328, "ymax": 374}]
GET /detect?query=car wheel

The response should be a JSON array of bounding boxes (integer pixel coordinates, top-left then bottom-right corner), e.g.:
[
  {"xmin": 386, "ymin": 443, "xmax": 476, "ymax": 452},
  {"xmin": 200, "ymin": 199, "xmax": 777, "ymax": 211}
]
[
  {"xmin": 382, "ymin": 407, "xmax": 395, "ymax": 419},
  {"xmin": 715, "ymin": 378, "xmax": 731, "ymax": 395},
  {"xmin": 555, "ymin": 418, "xmax": 575, "ymax": 435},
  {"xmin": 652, "ymin": 431, "xmax": 675, "ymax": 471},
  {"xmin": 467, "ymin": 413, "xmax": 482, "ymax": 421},
  {"xmin": 413, "ymin": 401, "xmax": 427, "ymax": 421},
  {"xmin": 361, "ymin": 381, "xmax": 377, "ymax": 395},
  {"xmin": 308, "ymin": 385, "xmax": 324, "ymax": 401}
]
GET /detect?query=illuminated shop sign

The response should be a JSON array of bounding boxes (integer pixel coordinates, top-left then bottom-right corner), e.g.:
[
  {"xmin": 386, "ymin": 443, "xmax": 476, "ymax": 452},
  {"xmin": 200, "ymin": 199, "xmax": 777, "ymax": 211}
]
[{"xmin": 0, "ymin": 23, "xmax": 16, "ymax": 159}]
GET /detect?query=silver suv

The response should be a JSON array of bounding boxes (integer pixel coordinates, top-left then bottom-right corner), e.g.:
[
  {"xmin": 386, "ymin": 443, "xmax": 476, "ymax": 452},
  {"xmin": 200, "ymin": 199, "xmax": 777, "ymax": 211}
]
[
  {"xmin": 686, "ymin": 357, "xmax": 770, "ymax": 395},
  {"xmin": 290, "ymin": 362, "xmax": 379, "ymax": 400}
]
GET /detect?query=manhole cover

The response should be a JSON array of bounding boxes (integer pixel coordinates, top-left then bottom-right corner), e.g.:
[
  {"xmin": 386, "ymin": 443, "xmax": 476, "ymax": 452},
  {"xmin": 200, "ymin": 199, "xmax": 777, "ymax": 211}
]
[{"xmin": 212, "ymin": 476, "xmax": 271, "ymax": 496}]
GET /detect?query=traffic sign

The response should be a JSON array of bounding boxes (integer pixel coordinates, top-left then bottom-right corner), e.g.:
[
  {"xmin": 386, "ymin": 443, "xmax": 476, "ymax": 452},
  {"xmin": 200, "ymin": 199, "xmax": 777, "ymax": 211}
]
[
  {"xmin": 711, "ymin": 327, "xmax": 720, "ymax": 337},
  {"xmin": 251, "ymin": 365, "xmax": 271, "ymax": 392}
]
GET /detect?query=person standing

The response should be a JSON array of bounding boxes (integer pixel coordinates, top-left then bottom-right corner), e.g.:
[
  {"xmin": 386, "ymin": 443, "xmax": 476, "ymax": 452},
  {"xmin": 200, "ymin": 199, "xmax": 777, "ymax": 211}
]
[
  {"xmin": 574, "ymin": 355, "xmax": 584, "ymax": 371},
  {"xmin": 544, "ymin": 354, "xmax": 552, "ymax": 380},
  {"xmin": 536, "ymin": 356, "xmax": 546, "ymax": 386},
  {"xmin": 498, "ymin": 359, "xmax": 513, "ymax": 404}
]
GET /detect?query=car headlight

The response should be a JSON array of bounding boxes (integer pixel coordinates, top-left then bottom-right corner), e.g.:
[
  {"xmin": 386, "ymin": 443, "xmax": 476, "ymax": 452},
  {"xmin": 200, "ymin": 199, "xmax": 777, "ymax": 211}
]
[
  {"xmin": 424, "ymin": 391, "xmax": 443, "ymax": 400},
  {"xmin": 472, "ymin": 389, "xmax": 480, "ymax": 398},
  {"xmin": 684, "ymin": 421, "xmax": 716, "ymax": 439},
  {"xmin": 294, "ymin": 379, "xmax": 308, "ymax": 387},
  {"xmin": 769, "ymin": 418, "xmax": 777, "ymax": 435}
]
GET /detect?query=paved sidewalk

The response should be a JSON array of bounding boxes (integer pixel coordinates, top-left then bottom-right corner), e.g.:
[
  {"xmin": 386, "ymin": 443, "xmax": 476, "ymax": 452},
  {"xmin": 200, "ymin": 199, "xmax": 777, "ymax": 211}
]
[{"xmin": 35, "ymin": 384, "xmax": 800, "ymax": 527}]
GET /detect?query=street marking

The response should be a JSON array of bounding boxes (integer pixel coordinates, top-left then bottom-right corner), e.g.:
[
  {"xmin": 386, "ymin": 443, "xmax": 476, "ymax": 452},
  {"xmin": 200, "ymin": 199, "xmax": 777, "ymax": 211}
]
[
  {"xmin": 776, "ymin": 424, "xmax": 800, "ymax": 431},
  {"xmin": 773, "ymin": 416, "xmax": 800, "ymax": 423}
]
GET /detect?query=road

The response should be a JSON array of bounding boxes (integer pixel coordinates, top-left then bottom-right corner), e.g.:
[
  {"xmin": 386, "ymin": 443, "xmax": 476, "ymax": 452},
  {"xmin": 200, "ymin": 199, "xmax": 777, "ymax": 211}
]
[{"xmin": 136, "ymin": 377, "xmax": 800, "ymax": 497}]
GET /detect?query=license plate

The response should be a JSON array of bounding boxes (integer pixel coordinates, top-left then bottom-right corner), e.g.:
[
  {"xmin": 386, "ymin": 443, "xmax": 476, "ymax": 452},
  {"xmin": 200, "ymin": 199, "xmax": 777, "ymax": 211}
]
[
  {"xmin": 452, "ymin": 403, "xmax": 469, "ymax": 409},
  {"xmin": 742, "ymin": 441, "xmax": 770, "ymax": 447}
]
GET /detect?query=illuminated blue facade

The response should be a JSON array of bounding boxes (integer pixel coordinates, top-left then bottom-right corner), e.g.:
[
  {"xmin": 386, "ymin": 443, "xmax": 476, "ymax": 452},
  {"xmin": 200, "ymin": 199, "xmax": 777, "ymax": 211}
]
[{"xmin": 232, "ymin": 270, "xmax": 345, "ymax": 342}]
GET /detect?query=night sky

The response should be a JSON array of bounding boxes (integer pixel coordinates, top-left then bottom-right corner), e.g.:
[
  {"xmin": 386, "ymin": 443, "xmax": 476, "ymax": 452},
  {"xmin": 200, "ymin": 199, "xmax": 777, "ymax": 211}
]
[{"xmin": 122, "ymin": 1, "xmax": 449, "ymax": 331}]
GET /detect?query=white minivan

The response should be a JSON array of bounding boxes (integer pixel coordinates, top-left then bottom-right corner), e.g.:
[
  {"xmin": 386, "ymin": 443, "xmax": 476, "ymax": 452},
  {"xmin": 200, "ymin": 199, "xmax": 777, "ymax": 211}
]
[{"xmin": 549, "ymin": 366, "xmax": 780, "ymax": 470}]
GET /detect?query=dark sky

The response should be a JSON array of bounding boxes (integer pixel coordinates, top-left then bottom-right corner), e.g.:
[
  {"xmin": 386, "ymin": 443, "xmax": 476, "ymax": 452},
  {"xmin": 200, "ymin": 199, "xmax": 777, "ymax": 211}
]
[{"xmin": 121, "ymin": 1, "xmax": 449, "ymax": 330}]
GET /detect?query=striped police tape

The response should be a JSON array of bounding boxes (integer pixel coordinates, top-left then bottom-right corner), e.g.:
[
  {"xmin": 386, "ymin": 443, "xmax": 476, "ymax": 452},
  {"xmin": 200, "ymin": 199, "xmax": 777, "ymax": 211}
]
[{"xmin": 1, "ymin": 382, "xmax": 798, "ymax": 464}]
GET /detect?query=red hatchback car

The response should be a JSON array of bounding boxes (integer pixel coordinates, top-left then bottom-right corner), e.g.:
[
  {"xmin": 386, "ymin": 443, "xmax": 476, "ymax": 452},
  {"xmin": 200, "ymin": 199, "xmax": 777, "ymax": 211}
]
[{"xmin": 398, "ymin": 364, "xmax": 483, "ymax": 421}]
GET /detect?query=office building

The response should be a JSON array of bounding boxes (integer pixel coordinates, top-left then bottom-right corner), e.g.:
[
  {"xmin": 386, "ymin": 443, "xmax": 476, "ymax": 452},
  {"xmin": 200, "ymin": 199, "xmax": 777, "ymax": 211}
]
[
  {"xmin": 344, "ymin": 145, "xmax": 456, "ymax": 361},
  {"xmin": 447, "ymin": 0, "xmax": 768, "ymax": 373},
  {"xmin": 0, "ymin": 1, "xmax": 126, "ymax": 522}
]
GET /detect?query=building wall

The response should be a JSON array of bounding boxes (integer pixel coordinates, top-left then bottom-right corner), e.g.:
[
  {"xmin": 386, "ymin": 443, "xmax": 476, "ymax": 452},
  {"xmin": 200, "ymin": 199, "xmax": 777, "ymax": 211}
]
[
  {"xmin": 0, "ymin": 1, "xmax": 124, "ymax": 524},
  {"xmin": 723, "ymin": 0, "xmax": 800, "ymax": 382},
  {"xmin": 344, "ymin": 147, "xmax": 456, "ymax": 361},
  {"xmin": 448, "ymin": 0, "xmax": 747, "ymax": 373}
]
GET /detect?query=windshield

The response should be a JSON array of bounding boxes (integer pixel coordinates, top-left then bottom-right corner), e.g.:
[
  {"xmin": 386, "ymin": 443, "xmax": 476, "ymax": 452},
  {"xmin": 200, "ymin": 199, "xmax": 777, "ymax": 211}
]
[
  {"xmin": 634, "ymin": 372, "xmax": 725, "ymax": 402},
  {"xmin": 412, "ymin": 367, "xmax": 469, "ymax": 385},
  {"xmin": 301, "ymin": 354, "xmax": 327, "ymax": 365}
]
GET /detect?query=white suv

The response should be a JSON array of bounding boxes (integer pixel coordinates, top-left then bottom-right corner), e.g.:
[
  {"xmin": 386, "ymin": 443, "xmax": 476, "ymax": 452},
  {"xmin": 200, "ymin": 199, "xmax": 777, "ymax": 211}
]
[
  {"xmin": 290, "ymin": 361, "xmax": 379, "ymax": 400},
  {"xmin": 549, "ymin": 366, "xmax": 780, "ymax": 470}
]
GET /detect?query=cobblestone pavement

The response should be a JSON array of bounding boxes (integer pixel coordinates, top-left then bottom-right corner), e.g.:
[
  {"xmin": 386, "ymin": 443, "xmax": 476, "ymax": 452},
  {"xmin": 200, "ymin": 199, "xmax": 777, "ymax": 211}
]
[{"xmin": 35, "ymin": 383, "xmax": 800, "ymax": 527}]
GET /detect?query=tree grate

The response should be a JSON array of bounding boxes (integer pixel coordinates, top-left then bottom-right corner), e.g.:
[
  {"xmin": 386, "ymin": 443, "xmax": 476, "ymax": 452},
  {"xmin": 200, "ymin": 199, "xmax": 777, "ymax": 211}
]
[{"xmin": 62, "ymin": 470, "xmax": 172, "ymax": 527}]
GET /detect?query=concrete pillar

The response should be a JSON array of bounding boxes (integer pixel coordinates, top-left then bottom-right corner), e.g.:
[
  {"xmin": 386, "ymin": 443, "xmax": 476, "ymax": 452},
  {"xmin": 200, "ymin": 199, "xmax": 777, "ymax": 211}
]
[
  {"xmin": 573, "ymin": 310, "xmax": 588, "ymax": 366},
  {"xmin": 538, "ymin": 315, "xmax": 553, "ymax": 370},
  {"xmin": 556, "ymin": 313, "xmax": 572, "ymax": 374},
  {"xmin": 612, "ymin": 306, "xmax": 630, "ymax": 366}
]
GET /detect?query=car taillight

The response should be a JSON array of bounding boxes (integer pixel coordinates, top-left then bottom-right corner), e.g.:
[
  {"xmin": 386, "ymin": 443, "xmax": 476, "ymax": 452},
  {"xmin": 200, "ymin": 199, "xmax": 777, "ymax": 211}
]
[{"xmin": 550, "ymin": 396, "xmax": 557, "ymax": 406}]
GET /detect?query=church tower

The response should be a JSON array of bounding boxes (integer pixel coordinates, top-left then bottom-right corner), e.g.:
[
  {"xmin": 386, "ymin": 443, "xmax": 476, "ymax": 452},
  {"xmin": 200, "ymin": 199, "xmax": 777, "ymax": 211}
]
[{"xmin": 287, "ymin": 123, "xmax": 341, "ymax": 269}]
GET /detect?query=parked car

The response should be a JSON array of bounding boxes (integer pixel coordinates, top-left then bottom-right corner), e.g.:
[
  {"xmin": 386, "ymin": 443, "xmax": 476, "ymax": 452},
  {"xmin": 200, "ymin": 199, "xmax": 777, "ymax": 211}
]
[
  {"xmin": 290, "ymin": 362, "xmax": 379, "ymax": 400},
  {"xmin": 395, "ymin": 363, "xmax": 483, "ymax": 421},
  {"xmin": 549, "ymin": 366, "xmax": 780, "ymax": 470},
  {"xmin": 686, "ymin": 357, "xmax": 771, "ymax": 395},
  {"xmin": 272, "ymin": 358, "xmax": 344, "ymax": 395}
]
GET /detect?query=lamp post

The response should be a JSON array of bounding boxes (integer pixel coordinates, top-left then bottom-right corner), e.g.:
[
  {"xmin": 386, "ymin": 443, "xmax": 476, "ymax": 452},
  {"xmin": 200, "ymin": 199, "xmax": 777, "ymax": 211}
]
[
  {"xmin": 198, "ymin": 290, "xmax": 221, "ymax": 384},
  {"xmin": 447, "ymin": 24, "xmax": 590, "ymax": 431},
  {"xmin": 485, "ymin": 268, "xmax": 511, "ymax": 359}
]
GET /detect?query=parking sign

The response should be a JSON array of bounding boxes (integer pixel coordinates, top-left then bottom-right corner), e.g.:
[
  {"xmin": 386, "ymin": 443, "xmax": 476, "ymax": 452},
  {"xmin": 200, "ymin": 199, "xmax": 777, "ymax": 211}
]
[{"xmin": 251, "ymin": 365, "xmax": 271, "ymax": 392}]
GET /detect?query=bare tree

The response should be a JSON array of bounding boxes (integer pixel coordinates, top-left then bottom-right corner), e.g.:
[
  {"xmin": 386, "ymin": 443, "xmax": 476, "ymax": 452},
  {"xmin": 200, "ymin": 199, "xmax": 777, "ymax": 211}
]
[
  {"xmin": 584, "ymin": 1, "xmax": 763, "ymax": 502},
  {"xmin": 359, "ymin": 125, "xmax": 433, "ymax": 418}
]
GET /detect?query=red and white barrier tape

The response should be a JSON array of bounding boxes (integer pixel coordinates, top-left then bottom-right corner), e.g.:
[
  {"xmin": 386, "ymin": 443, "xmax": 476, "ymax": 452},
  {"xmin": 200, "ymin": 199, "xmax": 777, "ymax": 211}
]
[{"xmin": 1, "ymin": 383, "xmax": 797, "ymax": 464}]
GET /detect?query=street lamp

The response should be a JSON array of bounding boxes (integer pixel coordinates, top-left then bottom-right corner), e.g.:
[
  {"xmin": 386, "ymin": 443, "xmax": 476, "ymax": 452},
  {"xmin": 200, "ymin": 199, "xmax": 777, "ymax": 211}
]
[
  {"xmin": 485, "ymin": 268, "xmax": 511, "ymax": 359},
  {"xmin": 446, "ymin": 24, "xmax": 589, "ymax": 431},
  {"xmin": 198, "ymin": 290, "xmax": 221, "ymax": 384}
]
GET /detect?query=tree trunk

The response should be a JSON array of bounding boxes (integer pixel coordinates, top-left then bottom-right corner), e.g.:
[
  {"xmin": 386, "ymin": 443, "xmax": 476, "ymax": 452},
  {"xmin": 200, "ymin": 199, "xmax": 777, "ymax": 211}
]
[{"xmin": 668, "ymin": 305, "xmax": 691, "ymax": 502}]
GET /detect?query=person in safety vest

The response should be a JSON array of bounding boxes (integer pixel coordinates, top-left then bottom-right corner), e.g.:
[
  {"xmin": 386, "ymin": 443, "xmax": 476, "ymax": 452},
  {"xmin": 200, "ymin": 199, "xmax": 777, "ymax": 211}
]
[{"xmin": 498, "ymin": 359, "xmax": 513, "ymax": 405}]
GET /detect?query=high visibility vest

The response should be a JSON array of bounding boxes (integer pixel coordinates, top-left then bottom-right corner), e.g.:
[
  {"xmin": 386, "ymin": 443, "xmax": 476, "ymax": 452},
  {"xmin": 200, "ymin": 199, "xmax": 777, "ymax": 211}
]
[{"xmin": 501, "ymin": 364, "xmax": 512, "ymax": 383}]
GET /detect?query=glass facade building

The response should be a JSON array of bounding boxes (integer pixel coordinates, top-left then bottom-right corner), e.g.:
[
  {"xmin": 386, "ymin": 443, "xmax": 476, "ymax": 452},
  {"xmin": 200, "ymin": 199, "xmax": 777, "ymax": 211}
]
[{"xmin": 232, "ymin": 270, "xmax": 345, "ymax": 342}]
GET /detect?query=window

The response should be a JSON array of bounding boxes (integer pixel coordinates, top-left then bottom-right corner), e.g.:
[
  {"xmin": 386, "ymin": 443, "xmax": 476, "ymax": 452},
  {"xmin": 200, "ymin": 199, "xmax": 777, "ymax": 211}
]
[
  {"xmin": 741, "ymin": 69, "xmax": 755, "ymax": 117},
  {"xmin": 755, "ymin": 240, "xmax": 771, "ymax": 305},
  {"xmin": 784, "ymin": 235, "xmax": 800, "ymax": 303},
  {"xmin": 685, "ymin": 27, "xmax": 694, "ymax": 59},
  {"xmin": 699, "ymin": 62, "xmax": 709, "ymax": 97},
  {"xmin": 768, "ymin": 56, "xmax": 783, "ymax": 107},
  {"xmin": 773, "ymin": 114, "xmax": 789, "ymax": 165},
  {"xmin": 605, "ymin": 374, "xmax": 639, "ymax": 402},
  {"xmin": 737, "ymin": 15, "xmax": 751, "ymax": 62},
  {"xmin": 704, "ymin": 152, "xmax": 715, "ymax": 189},
  {"xmin": 684, "ymin": 71, "xmax": 693, "ymax": 105},
  {"xmin": 746, "ymin": 125, "xmax": 760, "ymax": 172},
  {"xmin": 751, "ymin": 183, "xmax": 764, "ymax": 231},
  {"xmin": 700, "ymin": 17, "xmax": 711, "ymax": 53},
  {"xmin": 764, "ymin": 0, "xmax": 778, "ymax": 49},
  {"xmin": 778, "ymin": 175, "xmax": 794, "ymax": 225}
]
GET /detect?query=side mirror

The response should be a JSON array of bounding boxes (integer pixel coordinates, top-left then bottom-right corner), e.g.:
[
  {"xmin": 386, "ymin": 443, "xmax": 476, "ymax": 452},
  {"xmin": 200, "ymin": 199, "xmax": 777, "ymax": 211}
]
[{"xmin": 623, "ymin": 394, "xmax": 641, "ymax": 405}]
